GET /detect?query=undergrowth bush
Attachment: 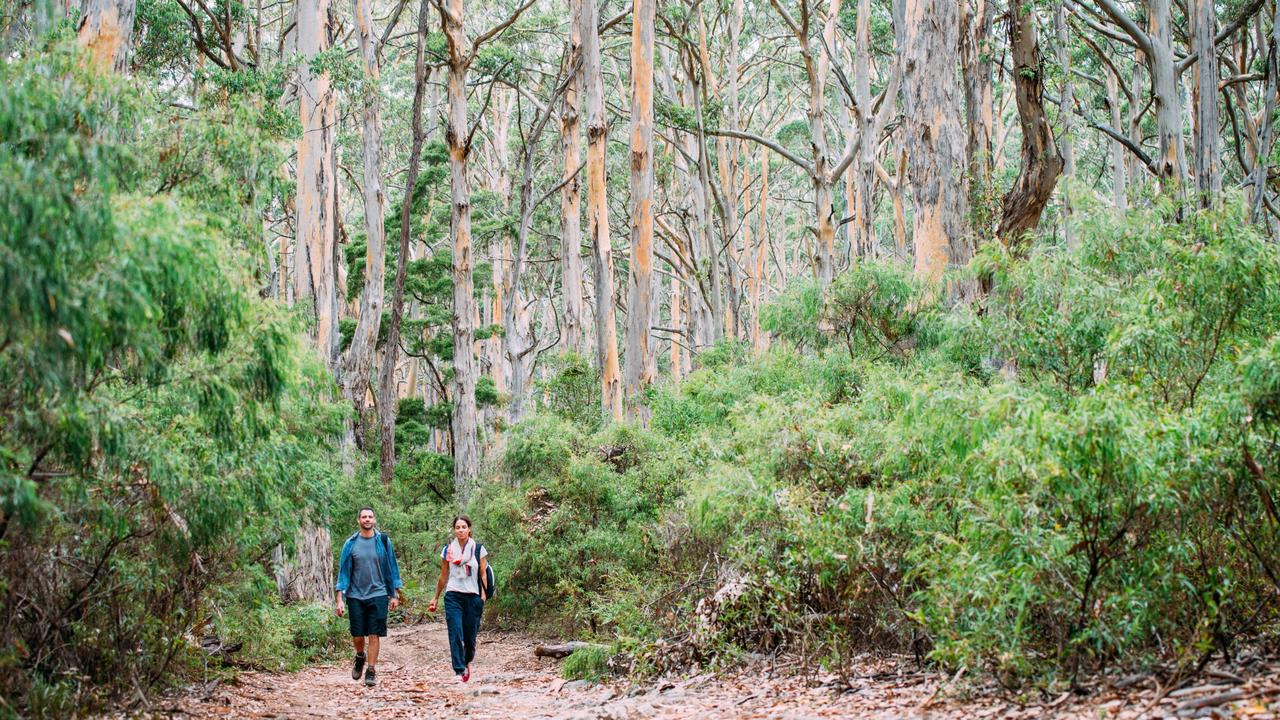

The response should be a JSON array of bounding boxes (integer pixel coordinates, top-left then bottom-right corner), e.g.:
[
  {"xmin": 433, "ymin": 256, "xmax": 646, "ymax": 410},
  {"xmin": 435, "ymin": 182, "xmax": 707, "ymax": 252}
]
[{"xmin": 487, "ymin": 200, "xmax": 1280, "ymax": 689}]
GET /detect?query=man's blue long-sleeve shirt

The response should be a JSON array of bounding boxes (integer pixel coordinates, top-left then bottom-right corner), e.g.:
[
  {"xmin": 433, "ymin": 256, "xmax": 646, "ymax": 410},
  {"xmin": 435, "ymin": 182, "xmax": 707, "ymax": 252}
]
[{"xmin": 335, "ymin": 531, "xmax": 404, "ymax": 596}]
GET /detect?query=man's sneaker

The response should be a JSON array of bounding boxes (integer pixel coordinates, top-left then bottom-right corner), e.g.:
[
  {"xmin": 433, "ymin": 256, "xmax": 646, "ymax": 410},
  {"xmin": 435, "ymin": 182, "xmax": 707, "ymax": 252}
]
[
  {"xmin": 462, "ymin": 665, "xmax": 471, "ymax": 682},
  {"xmin": 351, "ymin": 653, "xmax": 366, "ymax": 680},
  {"xmin": 364, "ymin": 666, "xmax": 377, "ymax": 687}
]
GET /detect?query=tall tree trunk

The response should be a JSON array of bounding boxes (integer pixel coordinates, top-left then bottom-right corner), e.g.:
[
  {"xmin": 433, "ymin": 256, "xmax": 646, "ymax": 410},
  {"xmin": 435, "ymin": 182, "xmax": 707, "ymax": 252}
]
[
  {"xmin": 1053, "ymin": 0, "xmax": 1074, "ymax": 246},
  {"xmin": 1150, "ymin": 0, "xmax": 1185, "ymax": 191},
  {"xmin": 279, "ymin": 0, "xmax": 338, "ymax": 606},
  {"xmin": 1192, "ymin": 0, "xmax": 1221, "ymax": 207},
  {"xmin": 1107, "ymin": 66, "xmax": 1128, "ymax": 210},
  {"xmin": 561, "ymin": 0, "xmax": 586, "ymax": 356},
  {"xmin": 295, "ymin": 0, "xmax": 339, "ymax": 370},
  {"xmin": 378, "ymin": 0, "xmax": 431, "ymax": 486},
  {"xmin": 77, "ymin": 0, "xmax": 136, "ymax": 73},
  {"xmin": 900, "ymin": 0, "xmax": 972, "ymax": 287},
  {"xmin": 1097, "ymin": 0, "xmax": 1185, "ymax": 191},
  {"xmin": 962, "ymin": 0, "xmax": 994, "ymax": 232},
  {"xmin": 441, "ymin": 0, "xmax": 481, "ymax": 489},
  {"xmin": 852, "ymin": 0, "xmax": 877, "ymax": 257},
  {"xmin": 343, "ymin": 0, "xmax": 386, "ymax": 426},
  {"xmin": 1249, "ymin": 0, "xmax": 1280, "ymax": 223},
  {"xmin": 489, "ymin": 89, "xmax": 513, "ymax": 403},
  {"xmin": 582, "ymin": 0, "xmax": 623, "ymax": 421},
  {"xmin": 625, "ymin": 0, "xmax": 657, "ymax": 415},
  {"xmin": 997, "ymin": 0, "xmax": 1064, "ymax": 252}
]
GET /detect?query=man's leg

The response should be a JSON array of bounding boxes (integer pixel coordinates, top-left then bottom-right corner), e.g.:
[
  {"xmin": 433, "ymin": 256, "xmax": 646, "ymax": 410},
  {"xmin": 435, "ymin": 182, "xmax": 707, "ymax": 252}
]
[
  {"xmin": 443, "ymin": 592, "xmax": 466, "ymax": 675},
  {"xmin": 366, "ymin": 635, "xmax": 380, "ymax": 668},
  {"xmin": 350, "ymin": 599, "xmax": 368, "ymax": 680}
]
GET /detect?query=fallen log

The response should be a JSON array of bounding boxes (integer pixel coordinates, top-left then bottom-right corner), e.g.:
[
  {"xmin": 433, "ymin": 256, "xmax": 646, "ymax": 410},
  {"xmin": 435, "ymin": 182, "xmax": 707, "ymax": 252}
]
[{"xmin": 534, "ymin": 642, "xmax": 604, "ymax": 658}]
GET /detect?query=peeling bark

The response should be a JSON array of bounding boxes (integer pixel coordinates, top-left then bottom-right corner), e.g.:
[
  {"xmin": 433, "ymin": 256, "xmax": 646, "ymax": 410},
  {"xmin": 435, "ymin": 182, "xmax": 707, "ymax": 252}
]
[
  {"xmin": 900, "ymin": 0, "xmax": 972, "ymax": 287},
  {"xmin": 77, "ymin": 0, "xmax": 136, "ymax": 74},
  {"xmin": 582, "ymin": 0, "xmax": 623, "ymax": 421},
  {"xmin": 625, "ymin": 0, "xmax": 657, "ymax": 415}
]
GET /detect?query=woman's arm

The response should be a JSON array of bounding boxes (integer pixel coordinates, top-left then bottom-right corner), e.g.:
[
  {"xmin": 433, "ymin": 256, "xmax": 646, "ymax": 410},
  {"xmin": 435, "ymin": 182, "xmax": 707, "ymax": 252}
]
[
  {"xmin": 427, "ymin": 559, "xmax": 449, "ymax": 612},
  {"xmin": 479, "ymin": 556, "xmax": 488, "ymax": 602}
]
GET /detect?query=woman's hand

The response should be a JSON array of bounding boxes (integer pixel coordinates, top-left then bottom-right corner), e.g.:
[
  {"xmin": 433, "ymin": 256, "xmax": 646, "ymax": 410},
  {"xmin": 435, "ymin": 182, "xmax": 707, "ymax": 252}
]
[
  {"xmin": 480, "ymin": 591, "xmax": 486, "ymax": 602},
  {"xmin": 427, "ymin": 599, "xmax": 438, "ymax": 613}
]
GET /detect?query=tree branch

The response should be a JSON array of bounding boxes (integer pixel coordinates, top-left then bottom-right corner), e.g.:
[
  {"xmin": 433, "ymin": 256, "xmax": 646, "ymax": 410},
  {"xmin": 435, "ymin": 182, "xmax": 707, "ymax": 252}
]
[
  {"xmin": 1090, "ymin": 0, "xmax": 1154, "ymax": 56},
  {"xmin": 703, "ymin": 127, "xmax": 814, "ymax": 176},
  {"xmin": 471, "ymin": 0, "xmax": 539, "ymax": 56}
]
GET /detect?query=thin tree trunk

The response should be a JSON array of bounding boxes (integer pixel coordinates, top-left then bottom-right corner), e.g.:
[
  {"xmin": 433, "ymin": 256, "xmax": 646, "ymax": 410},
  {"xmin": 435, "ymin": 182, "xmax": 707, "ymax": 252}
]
[
  {"xmin": 582, "ymin": 0, "xmax": 623, "ymax": 421},
  {"xmin": 1107, "ymin": 66, "xmax": 1128, "ymax": 210},
  {"xmin": 1193, "ymin": 0, "xmax": 1221, "ymax": 207},
  {"xmin": 1054, "ymin": 0, "xmax": 1074, "ymax": 246},
  {"xmin": 441, "ymin": 0, "xmax": 481, "ymax": 489},
  {"xmin": 962, "ymin": 0, "xmax": 994, "ymax": 233},
  {"xmin": 625, "ymin": 0, "xmax": 657, "ymax": 415},
  {"xmin": 1249, "ymin": 0, "xmax": 1280, "ymax": 223},
  {"xmin": 343, "ymin": 0, "xmax": 387, "ymax": 425},
  {"xmin": 378, "ymin": 0, "xmax": 431, "ymax": 486},
  {"xmin": 561, "ymin": 0, "xmax": 586, "ymax": 356}
]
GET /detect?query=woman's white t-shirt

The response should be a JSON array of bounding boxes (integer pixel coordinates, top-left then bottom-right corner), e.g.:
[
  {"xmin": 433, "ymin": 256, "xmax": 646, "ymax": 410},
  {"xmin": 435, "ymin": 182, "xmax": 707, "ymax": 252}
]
[{"xmin": 442, "ymin": 539, "xmax": 488, "ymax": 594}]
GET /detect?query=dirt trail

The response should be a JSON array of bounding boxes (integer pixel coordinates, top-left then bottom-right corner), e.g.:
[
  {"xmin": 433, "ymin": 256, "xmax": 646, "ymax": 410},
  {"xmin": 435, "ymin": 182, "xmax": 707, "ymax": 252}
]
[{"xmin": 170, "ymin": 621, "xmax": 1279, "ymax": 719}]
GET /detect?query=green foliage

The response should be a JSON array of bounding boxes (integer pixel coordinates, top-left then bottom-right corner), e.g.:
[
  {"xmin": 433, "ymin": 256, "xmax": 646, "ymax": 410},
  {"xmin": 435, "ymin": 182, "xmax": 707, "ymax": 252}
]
[
  {"xmin": 0, "ymin": 48, "xmax": 343, "ymax": 711},
  {"xmin": 484, "ymin": 201, "xmax": 1280, "ymax": 687},
  {"xmin": 562, "ymin": 644, "xmax": 613, "ymax": 682},
  {"xmin": 537, "ymin": 353, "xmax": 604, "ymax": 432}
]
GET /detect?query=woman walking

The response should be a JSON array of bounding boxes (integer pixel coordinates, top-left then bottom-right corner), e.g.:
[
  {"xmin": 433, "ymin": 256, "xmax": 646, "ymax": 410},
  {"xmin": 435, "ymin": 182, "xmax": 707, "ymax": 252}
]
[{"xmin": 427, "ymin": 516, "xmax": 489, "ymax": 682}]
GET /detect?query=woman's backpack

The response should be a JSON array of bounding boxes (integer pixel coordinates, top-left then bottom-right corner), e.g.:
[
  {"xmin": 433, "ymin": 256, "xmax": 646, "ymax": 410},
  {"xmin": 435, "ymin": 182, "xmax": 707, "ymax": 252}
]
[
  {"xmin": 442, "ymin": 542, "xmax": 496, "ymax": 599},
  {"xmin": 476, "ymin": 543, "xmax": 496, "ymax": 600}
]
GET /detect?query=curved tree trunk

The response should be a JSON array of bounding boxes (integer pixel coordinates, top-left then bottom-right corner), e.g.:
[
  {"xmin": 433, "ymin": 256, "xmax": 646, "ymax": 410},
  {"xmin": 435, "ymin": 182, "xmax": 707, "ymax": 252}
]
[{"xmin": 996, "ymin": 0, "xmax": 1064, "ymax": 254}]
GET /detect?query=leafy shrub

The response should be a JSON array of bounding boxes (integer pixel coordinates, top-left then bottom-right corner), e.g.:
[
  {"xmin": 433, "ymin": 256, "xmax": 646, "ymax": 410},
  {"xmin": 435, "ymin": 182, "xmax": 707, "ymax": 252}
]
[
  {"xmin": 562, "ymin": 644, "xmax": 613, "ymax": 682},
  {"xmin": 0, "ymin": 48, "xmax": 344, "ymax": 712}
]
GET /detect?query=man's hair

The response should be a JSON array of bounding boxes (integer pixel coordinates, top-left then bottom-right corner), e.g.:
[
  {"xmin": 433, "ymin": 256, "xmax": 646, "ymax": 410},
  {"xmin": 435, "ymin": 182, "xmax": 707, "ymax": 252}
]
[{"xmin": 357, "ymin": 506, "xmax": 376, "ymax": 518}]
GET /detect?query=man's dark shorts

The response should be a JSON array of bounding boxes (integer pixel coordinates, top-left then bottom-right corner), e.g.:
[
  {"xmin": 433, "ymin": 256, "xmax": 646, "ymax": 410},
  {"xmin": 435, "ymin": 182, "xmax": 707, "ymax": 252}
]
[{"xmin": 347, "ymin": 595, "xmax": 389, "ymax": 637}]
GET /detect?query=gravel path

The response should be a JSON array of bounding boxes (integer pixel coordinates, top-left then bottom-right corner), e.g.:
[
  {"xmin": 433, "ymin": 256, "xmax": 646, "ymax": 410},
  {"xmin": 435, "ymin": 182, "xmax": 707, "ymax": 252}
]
[{"xmin": 169, "ymin": 621, "xmax": 1280, "ymax": 719}]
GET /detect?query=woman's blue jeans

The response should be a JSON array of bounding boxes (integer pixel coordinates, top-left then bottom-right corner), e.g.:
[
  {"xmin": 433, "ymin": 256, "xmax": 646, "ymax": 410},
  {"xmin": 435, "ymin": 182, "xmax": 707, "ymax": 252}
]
[{"xmin": 443, "ymin": 591, "xmax": 484, "ymax": 674}]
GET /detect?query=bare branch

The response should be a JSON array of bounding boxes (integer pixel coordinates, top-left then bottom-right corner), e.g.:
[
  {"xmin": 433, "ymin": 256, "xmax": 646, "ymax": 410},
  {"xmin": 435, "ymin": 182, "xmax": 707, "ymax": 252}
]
[
  {"xmin": 471, "ymin": 0, "xmax": 539, "ymax": 56},
  {"xmin": 703, "ymin": 127, "xmax": 815, "ymax": 176}
]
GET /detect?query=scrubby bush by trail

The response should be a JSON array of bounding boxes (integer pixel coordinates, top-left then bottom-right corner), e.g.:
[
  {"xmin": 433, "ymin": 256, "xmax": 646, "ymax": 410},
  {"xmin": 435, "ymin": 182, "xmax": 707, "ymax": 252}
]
[
  {"xmin": 479, "ymin": 200, "xmax": 1280, "ymax": 689},
  {"xmin": 0, "ymin": 49, "xmax": 345, "ymax": 715}
]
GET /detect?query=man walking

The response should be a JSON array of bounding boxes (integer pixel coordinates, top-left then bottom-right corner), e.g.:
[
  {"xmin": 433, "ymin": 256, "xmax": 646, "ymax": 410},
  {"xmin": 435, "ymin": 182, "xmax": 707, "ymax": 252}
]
[{"xmin": 336, "ymin": 507, "xmax": 403, "ymax": 687}]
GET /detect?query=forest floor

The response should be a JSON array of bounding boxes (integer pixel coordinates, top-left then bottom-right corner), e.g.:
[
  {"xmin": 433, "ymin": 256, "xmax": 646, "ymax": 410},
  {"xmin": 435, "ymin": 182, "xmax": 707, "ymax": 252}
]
[{"xmin": 160, "ymin": 621, "xmax": 1280, "ymax": 719}]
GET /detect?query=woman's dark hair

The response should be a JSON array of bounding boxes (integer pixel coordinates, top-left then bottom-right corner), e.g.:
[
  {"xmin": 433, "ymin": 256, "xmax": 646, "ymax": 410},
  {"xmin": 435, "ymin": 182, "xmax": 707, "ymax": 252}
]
[{"xmin": 451, "ymin": 515, "xmax": 473, "ymax": 529}]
